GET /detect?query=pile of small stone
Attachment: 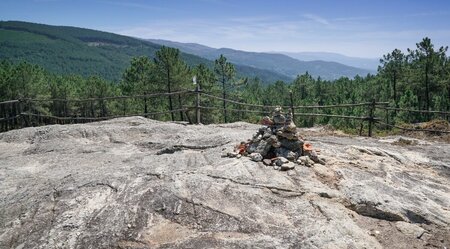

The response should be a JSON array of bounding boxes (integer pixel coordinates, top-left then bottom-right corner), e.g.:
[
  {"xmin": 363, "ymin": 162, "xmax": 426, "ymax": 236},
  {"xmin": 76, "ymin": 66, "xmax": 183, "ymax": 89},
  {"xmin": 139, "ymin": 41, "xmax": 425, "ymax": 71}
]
[{"xmin": 226, "ymin": 107, "xmax": 324, "ymax": 170}]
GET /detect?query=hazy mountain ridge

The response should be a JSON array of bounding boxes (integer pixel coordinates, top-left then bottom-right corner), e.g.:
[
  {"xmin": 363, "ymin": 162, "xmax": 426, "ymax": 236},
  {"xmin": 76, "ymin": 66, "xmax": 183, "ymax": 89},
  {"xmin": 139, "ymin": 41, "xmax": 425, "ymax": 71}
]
[
  {"xmin": 148, "ymin": 39, "xmax": 374, "ymax": 80},
  {"xmin": 280, "ymin": 51, "xmax": 380, "ymax": 71}
]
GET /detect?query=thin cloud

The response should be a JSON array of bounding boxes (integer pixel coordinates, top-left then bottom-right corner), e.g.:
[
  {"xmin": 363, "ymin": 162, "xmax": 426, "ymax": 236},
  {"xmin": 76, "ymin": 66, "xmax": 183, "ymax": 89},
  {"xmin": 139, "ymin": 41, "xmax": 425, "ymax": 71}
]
[
  {"xmin": 303, "ymin": 14, "xmax": 330, "ymax": 25},
  {"xmin": 109, "ymin": 13, "xmax": 450, "ymax": 58},
  {"xmin": 32, "ymin": 0, "xmax": 67, "ymax": 2},
  {"xmin": 96, "ymin": 0, "xmax": 168, "ymax": 11}
]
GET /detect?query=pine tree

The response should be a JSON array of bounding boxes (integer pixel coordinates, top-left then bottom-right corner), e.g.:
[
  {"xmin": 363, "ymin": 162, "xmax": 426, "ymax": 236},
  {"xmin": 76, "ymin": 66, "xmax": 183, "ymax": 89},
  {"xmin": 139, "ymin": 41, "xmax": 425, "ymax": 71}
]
[
  {"xmin": 121, "ymin": 56, "xmax": 156, "ymax": 115},
  {"xmin": 214, "ymin": 55, "xmax": 235, "ymax": 123},
  {"xmin": 379, "ymin": 49, "xmax": 405, "ymax": 107},
  {"xmin": 154, "ymin": 47, "xmax": 190, "ymax": 121}
]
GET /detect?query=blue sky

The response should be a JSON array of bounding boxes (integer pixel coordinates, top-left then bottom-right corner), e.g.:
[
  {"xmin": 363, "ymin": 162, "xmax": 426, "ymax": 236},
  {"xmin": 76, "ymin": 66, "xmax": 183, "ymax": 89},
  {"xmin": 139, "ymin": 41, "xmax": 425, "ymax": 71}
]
[{"xmin": 1, "ymin": 0, "xmax": 449, "ymax": 57}]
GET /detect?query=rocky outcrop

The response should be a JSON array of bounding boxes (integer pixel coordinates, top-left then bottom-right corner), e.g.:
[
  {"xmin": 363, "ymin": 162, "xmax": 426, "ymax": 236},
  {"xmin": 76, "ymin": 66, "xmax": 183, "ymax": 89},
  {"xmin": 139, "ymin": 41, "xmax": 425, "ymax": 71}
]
[{"xmin": 0, "ymin": 117, "xmax": 449, "ymax": 248}]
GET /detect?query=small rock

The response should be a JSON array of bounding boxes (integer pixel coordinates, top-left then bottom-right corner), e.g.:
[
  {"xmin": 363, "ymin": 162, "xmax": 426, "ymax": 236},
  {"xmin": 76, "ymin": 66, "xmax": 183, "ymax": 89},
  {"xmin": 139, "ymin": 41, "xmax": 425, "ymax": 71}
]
[
  {"xmin": 273, "ymin": 166, "xmax": 280, "ymax": 170},
  {"xmin": 395, "ymin": 221, "xmax": 425, "ymax": 238},
  {"xmin": 280, "ymin": 162, "xmax": 296, "ymax": 171},
  {"xmin": 263, "ymin": 159, "xmax": 272, "ymax": 166},
  {"xmin": 226, "ymin": 152, "xmax": 238, "ymax": 158},
  {"xmin": 298, "ymin": 156, "xmax": 308, "ymax": 163},
  {"xmin": 286, "ymin": 151, "xmax": 297, "ymax": 160},
  {"xmin": 298, "ymin": 156, "xmax": 314, "ymax": 167},
  {"xmin": 275, "ymin": 157, "xmax": 289, "ymax": 166},
  {"xmin": 250, "ymin": 153, "xmax": 263, "ymax": 162},
  {"xmin": 305, "ymin": 150, "xmax": 325, "ymax": 165},
  {"xmin": 287, "ymin": 170, "xmax": 296, "ymax": 176}
]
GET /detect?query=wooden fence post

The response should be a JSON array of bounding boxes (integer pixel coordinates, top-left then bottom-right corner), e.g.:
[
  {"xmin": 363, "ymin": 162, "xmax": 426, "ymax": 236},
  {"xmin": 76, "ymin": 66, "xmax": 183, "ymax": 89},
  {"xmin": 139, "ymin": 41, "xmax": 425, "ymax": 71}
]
[
  {"xmin": 195, "ymin": 83, "xmax": 201, "ymax": 124},
  {"xmin": 18, "ymin": 100, "xmax": 24, "ymax": 129},
  {"xmin": 9, "ymin": 102, "xmax": 14, "ymax": 130},
  {"xmin": 368, "ymin": 99, "xmax": 376, "ymax": 137},
  {"xmin": 289, "ymin": 90, "xmax": 295, "ymax": 122},
  {"xmin": 13, "ymin": 101, "xmax": 18, "ymax": 129},
  {"xmin": 122, "ymin": 98, "xmax": 126, "ymax": 116},
  {"xmin": 0, "ymin": 103, "xmax": 4, "ymax": 132},
  {"xmin": 385, "ymin": 106, "xmax": 389, "ymax": 130},
  {"xmin": 26, "ymin": 100, "xmax": 31, "ymax": 127},
  {"xmin": 223, "ymin": 91, "xmax": 227, "ymax": 123}
]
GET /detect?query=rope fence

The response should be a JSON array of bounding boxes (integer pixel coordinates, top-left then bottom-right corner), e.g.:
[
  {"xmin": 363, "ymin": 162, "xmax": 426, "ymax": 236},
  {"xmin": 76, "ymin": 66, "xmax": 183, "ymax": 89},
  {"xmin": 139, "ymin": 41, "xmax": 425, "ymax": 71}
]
[
  {"xmin": 1, "ymin": 87, "xmax": 448, "ymax": 136},
  {"xmin": 22, "ymin": 90, "xmax": 191, "ymax": 102},
  {"xmin": 376, "ymin": 120, "xmax": 450, "ymax": 134},
  {"xmin": 376, "ymin": 105, "xmax": 450, "ymax": 115},
  {"xmin": 21, "ymin": 108, "xmax": 189, "ymax": 121}
]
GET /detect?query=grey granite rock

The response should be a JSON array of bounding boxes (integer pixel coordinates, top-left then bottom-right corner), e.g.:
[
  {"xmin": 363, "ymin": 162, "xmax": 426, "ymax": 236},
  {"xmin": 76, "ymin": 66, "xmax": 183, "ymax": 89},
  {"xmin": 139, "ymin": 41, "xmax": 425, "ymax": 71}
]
[{"xmin": 0, "ymin": 117, "xmax": 449, "ymax": 249}]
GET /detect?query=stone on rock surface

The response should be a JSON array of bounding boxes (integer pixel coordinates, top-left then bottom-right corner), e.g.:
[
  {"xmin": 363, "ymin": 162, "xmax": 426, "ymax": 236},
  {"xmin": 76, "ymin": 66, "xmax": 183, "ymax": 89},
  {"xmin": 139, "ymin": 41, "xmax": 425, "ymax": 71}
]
[
  {"xmin": 277, "ymin": 131, "xmax": 299, "ymax": 140},
  {"xmin": 298, "ymin": 156, "xmax": 314, "ymax": 167},
  {"xmin": 275, "ymin": 157, "xmax": 289, "ymax": 166},
  {"xmin": 262, "ymin": 159, "xmax": 272, "ymax": 166},
  {"xmin": 227, "ymin": 151, "xmax": 239, "ymax": 158},
  {"xmin": 284, "ymin": 122, "xmax": 297, "ymax": 132},
  {"xmin": 275, "ymin": 147, "xmax": 298, "ymax": 160},
  {"xmin": 304, "ymin": 150, "xmax": 325, "ymax": 165},
  {"xmin": 250, "ymin": 153, "xmax": 263, "ymax": 162},
  {"xmin": 279, "ymin": 138, "xmax": 303, "ymax": 152},
  {"xmin": 247, "ymin": 139, "xmax": 271, "ymax": 156},
  {"xmin": 273, "ymin": 114, "xmax": 286, "ymax": 125},
  {"xmin": 395, "ymin": 221, "xmax": 426, "ymax": 238},
  {"xmin": 280, "ymin": 162, "xmax": 296, "ymax": 171}
]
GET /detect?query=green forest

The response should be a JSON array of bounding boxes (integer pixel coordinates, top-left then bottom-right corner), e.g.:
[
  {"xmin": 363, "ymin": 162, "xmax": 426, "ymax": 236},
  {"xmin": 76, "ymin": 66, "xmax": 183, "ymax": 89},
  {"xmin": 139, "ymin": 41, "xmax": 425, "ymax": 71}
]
[{"xmin": 1, "ymin": 37, "xmax": 449, "ymax": 133}]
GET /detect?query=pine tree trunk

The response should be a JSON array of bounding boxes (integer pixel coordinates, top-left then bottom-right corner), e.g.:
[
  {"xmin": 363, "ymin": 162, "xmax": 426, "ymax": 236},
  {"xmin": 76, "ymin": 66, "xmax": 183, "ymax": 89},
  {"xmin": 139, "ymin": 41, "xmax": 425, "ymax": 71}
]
[
  {"xmin": 222, "ymin": 75, "xmax": 227, "ymax": 123},
  {"xmin": 425, "ymin": 63, "xmax": 430, "ymax": 120},
  {"xmin": 393, "ymin": 71, "xmax": 397, "ymax": 108},
  {"xmin": 167, "ymin": 69, "xmax": 174, "ymax": 121}
]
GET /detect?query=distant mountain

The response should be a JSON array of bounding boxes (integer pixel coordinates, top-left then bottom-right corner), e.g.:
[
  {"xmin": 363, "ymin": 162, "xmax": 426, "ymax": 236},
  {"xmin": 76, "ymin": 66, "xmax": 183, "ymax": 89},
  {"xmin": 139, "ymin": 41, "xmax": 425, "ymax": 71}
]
[
  {"xmin": 279, "ymin": 51, "xmax": 380, "ymax": 71},
  {"xmin": 148, "ymin": 39, "xmax": 374, "ymax": 80},
  {"xmin": 0, "ymin": 21, "xmax": 290, "ymax": 83}
]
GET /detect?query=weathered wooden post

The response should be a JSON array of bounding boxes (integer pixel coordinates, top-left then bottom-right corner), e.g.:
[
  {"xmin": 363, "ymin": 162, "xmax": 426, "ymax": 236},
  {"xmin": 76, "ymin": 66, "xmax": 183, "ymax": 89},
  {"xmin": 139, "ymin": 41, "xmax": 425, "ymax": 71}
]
[
  {"xmin": 18, "ymin": 100, "xmax": 24, "ymax": 129},
  {"xmin": 9, "ymin": 101, "xmax": 14, "ymax": 130},
  {"xmin": 385, "ymin": 106, "xmax": 389, "ymax": 130},
  {"xmin": 368, "ymin": 99, "xmax": 376, "ymax": 137},
  {"xmin": 122, "ymin": 98, "xmax": 126, "ymax": 116},
  {"xmin": 289, "ymin": 90, "xmax": 295, "ymax": 122},
  {"xmin": 64, "ymin": 99, "xmax": 68, "ymax": 124},
  {"xmin": 0, "ymin": 103, "xmax": 4, "ymax": 132},
  {"xmin": 90, "ymin": 100, "xmax": 95, "ymax": 119},
  {"xmin": 195, "ymin": 82, "xmax": 201, "ymax": 124},
  {"xmin": 13, "ymin": 101, "xmax": 18, "ymax": 129},
  {"xmin": 223, "ymin": 93, "xmax": 227, "ymax": 124}
]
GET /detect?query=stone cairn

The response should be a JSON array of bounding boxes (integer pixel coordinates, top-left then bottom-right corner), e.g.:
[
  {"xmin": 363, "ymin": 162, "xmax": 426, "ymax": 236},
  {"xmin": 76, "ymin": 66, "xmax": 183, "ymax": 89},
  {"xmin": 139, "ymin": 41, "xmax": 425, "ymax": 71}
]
[{"xmin": 227, "ymin": 106, "xmax": 325, "ymax": 170}]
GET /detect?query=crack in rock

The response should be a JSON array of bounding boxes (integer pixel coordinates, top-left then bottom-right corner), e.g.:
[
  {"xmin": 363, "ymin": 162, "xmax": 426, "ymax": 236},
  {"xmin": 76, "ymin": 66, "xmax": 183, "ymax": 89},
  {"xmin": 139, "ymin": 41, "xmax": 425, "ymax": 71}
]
[
  {"xmin": 206, "ymin": 174, "xmax": 305, "ymax": 197},
  {"xmin": 156, "ymin": 141, "xmax": 231, "ymax": 155},
  {"xmin": 78, "ymin": 182, "xmax": 118, "ymax": 192},
  {"xmin": 184, "ymin": 198, "xmax": 241, "ymax": 223},
  {"xmin": 309, "ymin": 200, "xmax": 331, "ymax": 221},
  {"xmin": 346, "ymin": 201, "xmax": 404, "ymax": 222}
]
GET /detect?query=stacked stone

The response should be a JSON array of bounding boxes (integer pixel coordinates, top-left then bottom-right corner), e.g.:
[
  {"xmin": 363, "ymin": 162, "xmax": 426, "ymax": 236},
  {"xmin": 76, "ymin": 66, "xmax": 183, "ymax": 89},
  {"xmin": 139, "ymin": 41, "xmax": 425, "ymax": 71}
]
[
  {"xmin": 224, "ymin": 106, "xmax": 325, "ymax": 170},
  {"xmin": 244, "ymin": 107, "xmax": 312, "ymax": 171}
]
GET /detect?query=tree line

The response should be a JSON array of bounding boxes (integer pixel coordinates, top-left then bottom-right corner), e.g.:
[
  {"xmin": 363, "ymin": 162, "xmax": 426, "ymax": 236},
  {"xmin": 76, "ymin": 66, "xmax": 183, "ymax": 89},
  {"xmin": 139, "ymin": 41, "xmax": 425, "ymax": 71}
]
[{"xmin": 0, "ymin": 37, "xmax": 449, "ymax": 130}]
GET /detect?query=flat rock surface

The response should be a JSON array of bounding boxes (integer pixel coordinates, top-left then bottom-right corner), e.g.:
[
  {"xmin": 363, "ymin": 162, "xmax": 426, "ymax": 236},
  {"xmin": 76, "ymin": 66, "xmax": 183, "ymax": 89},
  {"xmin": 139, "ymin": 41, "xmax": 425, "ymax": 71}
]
[{"xmin": 0, "ymin": 117, "xmax": 449, "ymax": 249}]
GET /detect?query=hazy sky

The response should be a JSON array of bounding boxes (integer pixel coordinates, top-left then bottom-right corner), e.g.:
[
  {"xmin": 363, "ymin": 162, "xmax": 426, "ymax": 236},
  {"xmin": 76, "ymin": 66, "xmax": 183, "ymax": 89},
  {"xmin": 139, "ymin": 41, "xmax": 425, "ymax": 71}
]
[{"xmin": 1, "ymin": 0, "xmax": 449, "ymax": 58}]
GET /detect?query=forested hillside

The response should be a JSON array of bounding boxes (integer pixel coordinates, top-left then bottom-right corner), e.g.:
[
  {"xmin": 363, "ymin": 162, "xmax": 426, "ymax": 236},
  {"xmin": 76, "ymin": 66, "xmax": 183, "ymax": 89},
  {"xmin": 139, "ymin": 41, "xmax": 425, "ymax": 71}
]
[
  {"xmin": 1, "ymin": 36, "xmax": 448, "ymax": 131},
  {"xmin": 0, "ymin": 21, "xmax": 290, "ymax": 83}
]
